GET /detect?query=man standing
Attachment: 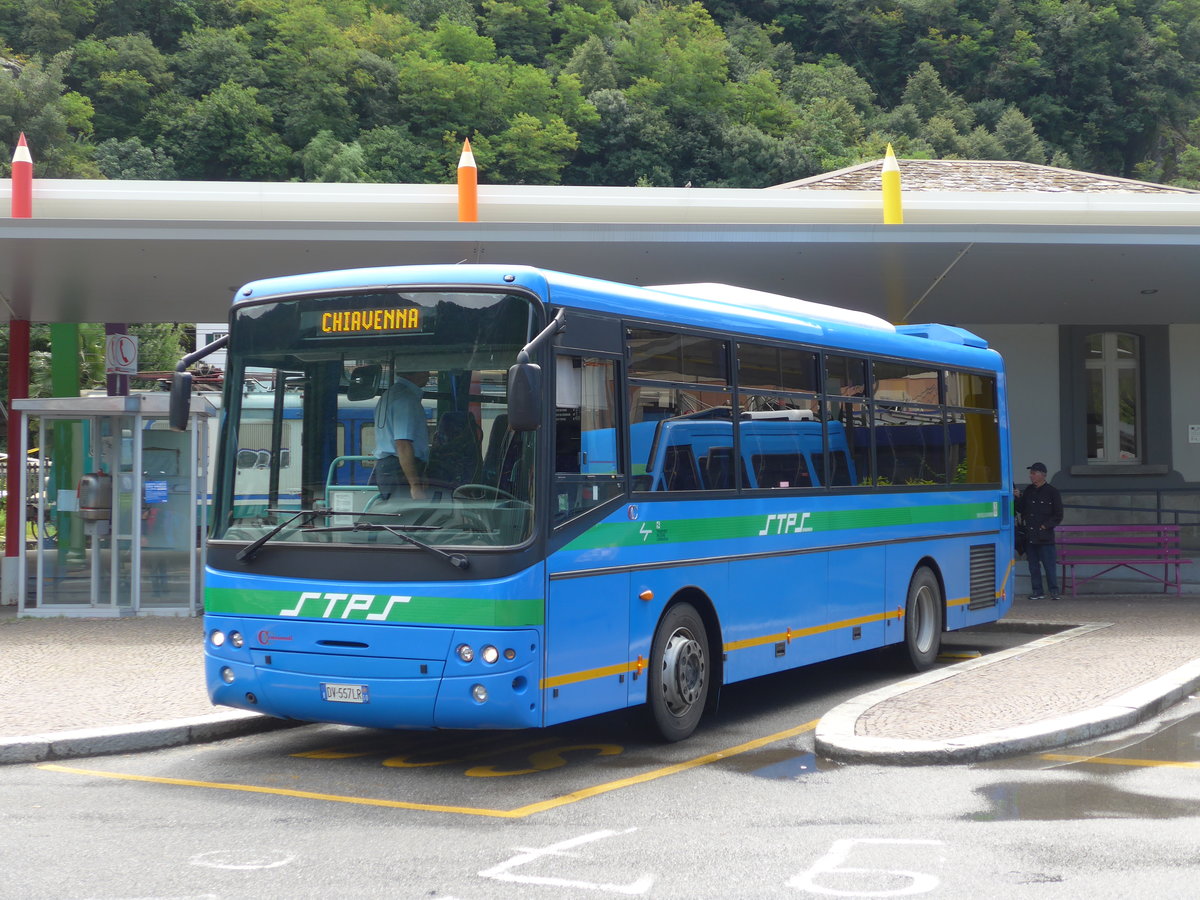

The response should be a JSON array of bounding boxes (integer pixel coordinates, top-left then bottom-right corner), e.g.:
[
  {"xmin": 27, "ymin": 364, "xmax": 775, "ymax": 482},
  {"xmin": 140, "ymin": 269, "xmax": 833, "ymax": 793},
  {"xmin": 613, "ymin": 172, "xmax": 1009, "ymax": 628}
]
[
  {"xmin": 1015, "ymin": 462, "xmax": 1063, "ymax": 600},
  {"xmin": 374, "ymin": 371, "xmax": 430, "ymax": 501}
]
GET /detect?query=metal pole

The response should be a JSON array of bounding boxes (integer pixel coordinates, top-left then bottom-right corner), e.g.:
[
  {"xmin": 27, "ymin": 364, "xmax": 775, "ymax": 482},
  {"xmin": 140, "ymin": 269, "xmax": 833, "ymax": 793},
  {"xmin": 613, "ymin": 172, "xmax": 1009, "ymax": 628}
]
[
  {"xmin": 17, "ymin": 411, "xmax": 28, "ymax": 611},
  {"xmin": 132, "ymin": 408, "xmax": 143, "ymax": 613}
]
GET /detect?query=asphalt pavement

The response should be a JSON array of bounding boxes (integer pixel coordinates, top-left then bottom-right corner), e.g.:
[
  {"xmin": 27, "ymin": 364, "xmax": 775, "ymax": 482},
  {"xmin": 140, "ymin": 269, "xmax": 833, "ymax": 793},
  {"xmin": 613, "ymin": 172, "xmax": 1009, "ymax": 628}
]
[{"xmin": 3, "ymin": 588, "xmax": 1199, "ymax": 766}]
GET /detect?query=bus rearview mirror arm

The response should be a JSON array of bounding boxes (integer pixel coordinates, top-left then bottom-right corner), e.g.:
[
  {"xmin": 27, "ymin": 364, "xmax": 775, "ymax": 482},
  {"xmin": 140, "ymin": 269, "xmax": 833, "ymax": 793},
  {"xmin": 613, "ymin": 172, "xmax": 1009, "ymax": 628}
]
[
  {"xmin": 169, "ymin": 334, "xmax": 230, "ymax": 432},
  {"xmin": 508, "ymin": 309, "xmax": 566, "ymax": 432}
]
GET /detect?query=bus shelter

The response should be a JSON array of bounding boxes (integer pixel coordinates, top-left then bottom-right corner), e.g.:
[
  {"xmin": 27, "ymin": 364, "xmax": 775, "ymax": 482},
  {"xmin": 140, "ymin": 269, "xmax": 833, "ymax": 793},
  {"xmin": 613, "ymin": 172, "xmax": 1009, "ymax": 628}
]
[{"xmin": 14, "ymin": 393, "xmax": 214, "ymax": 617}]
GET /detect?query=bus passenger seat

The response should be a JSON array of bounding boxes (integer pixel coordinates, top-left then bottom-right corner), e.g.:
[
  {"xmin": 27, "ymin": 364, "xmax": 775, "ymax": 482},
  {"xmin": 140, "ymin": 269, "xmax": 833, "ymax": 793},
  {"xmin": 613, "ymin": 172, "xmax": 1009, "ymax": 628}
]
[
  {"xmin": 661, "ymin": 445, "xmax": 700, "ymax": 491},
  {"xmin": 701, "ymin": 447, "xmax": 743, "ymax": 490}
]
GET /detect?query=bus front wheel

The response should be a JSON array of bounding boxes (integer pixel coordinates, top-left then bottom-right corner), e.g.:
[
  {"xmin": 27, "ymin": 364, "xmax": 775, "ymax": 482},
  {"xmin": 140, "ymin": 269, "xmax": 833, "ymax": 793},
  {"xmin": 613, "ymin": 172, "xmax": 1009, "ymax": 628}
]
[
  {"xmin": 900, "ymin": 567, "xmax": 942, "ymax": 671},
  {"xmin": 647, "ymin": 602, "xmax": 709, "ymax": 742}
]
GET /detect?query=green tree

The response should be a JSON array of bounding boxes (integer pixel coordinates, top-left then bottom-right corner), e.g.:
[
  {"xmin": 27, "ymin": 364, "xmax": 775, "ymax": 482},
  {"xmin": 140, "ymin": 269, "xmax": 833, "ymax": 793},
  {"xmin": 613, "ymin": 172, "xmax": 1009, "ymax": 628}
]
[
  {"xmin": 172, "ymin": 26, "xmax": 265, "ymax": 98},
  {"xmin": 152, "ymin": 81, "xmax": 291, "ymax": 180},
  {"xmin": 20, "ymin": 0, "xmax": 97, "ymax": 56},
  {"xmin": 568, "ymin": 87, "xmax": 673, "ymax": 185},
  {"xmin": 94, "ymin": 135, "xmax": 177, "ymax": 177},
  {"xmin": 993, "ymin": 104, "xmax": 1045, "ymax": 164},
  {"xmin": 0, "ymin": 56, "xmax": 98, "ymax": 177},
  {"xmin": 563, "ymin": 33, "xmax": 618, "ymax": 93},
  {"xmin": 299, "ymin": 129, "xmax": 366, "ymax": 181},
  {"xmin": 480, "ymin": 0, "xmax": 552, "ymax": 66},
  {"xmin": 901, "ymin": 62, "xmax": 972, "ymax": 132},
  {"xmin": 359, "ymin": 123, "xmax": 442, "ymax": 182},
  {"xmin": 66, "ymin": 34, "xmax": 172, "ymax": 139},
  {"xmin": 428, "ymin": 14, "xmax": 496, "ymax": 63},
  {"xmin": 473, "ymin": 112, "xmax": 578, "ymax": 184}
]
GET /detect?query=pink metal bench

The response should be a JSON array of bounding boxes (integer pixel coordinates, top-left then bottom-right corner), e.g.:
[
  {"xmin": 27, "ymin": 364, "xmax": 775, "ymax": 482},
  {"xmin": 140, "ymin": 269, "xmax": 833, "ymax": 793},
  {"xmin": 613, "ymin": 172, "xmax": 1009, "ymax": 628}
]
[{"xmin": 1055, "ymin": 524, "xmax": 1191, "ymax": 596}]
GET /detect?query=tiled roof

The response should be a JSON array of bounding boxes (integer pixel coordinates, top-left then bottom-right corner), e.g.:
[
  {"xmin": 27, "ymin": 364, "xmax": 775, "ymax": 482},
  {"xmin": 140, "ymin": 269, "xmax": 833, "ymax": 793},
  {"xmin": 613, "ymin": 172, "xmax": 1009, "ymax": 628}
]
[{"xmin": 771, "ymin": 158, "xmax": 1199, "ymax": 194}]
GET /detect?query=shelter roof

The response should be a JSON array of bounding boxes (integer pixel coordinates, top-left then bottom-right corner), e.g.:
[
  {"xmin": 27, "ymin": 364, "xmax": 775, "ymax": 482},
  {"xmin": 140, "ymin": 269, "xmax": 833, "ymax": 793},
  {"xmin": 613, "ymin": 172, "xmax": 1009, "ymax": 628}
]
[
  {"xmin": 0, "ymin": 167, "xmax": 1198, "ymax": 328},
  {"xmin": 773, "ymin": 159, "xmax": 1199, "ymax": 194}
]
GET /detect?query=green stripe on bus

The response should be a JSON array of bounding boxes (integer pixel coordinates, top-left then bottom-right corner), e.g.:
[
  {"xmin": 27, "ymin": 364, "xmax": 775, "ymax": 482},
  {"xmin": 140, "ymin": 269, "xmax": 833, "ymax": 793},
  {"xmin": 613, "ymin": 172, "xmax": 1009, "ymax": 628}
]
[
  {"xmin": 564, "ymin": 501, "xmax": 998, "ymax": 551},
  {"xmin": 204, "ymin": 588, "xmax": 544, "ymax": 626}
]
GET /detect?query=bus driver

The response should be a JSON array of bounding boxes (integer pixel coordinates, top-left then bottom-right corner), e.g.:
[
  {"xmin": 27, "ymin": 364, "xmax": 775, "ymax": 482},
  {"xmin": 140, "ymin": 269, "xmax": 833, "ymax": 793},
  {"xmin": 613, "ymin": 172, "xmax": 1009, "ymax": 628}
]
[{"xmin": 374, "ymin": 370, "xmax": 430, "ymax": 501}]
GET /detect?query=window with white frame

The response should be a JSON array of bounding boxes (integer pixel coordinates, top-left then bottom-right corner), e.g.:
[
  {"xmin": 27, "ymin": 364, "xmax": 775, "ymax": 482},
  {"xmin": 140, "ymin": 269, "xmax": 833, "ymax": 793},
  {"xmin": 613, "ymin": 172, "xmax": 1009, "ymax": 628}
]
[{"xmin": 1084, "ymin": 332, "xmax": 1141, "ymax": 463}]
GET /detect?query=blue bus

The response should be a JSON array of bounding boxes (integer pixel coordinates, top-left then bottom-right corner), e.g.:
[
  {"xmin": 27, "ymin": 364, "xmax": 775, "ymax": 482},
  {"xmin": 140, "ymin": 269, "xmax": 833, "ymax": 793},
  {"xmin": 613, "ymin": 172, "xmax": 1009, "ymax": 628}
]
[{"xmin": 175, "ymin": 265, "xmax": 1013, "ymax": 741}]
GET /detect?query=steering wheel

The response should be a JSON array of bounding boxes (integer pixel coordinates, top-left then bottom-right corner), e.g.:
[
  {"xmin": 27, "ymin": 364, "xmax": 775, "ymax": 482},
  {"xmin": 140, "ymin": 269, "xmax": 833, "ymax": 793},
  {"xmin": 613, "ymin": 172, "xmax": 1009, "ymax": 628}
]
[{"xmin": 452, "ymin": 483, "xmax": 521, "ymax": 503}]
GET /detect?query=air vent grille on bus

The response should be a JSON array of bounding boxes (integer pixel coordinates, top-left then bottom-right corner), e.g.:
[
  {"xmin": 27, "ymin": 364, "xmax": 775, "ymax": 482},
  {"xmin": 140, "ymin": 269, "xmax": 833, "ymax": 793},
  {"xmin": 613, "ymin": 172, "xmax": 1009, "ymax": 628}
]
[{"xmin": 969, "ymin": 544, "xmax": 997, "ymax": 609}]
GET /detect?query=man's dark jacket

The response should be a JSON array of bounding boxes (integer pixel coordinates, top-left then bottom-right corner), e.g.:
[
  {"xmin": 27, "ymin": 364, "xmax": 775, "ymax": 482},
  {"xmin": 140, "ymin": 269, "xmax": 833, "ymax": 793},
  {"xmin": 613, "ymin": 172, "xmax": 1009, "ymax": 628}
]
[{"xmin": 1017, "ymin": 481, "xmax": 1063, "ymax": 544}]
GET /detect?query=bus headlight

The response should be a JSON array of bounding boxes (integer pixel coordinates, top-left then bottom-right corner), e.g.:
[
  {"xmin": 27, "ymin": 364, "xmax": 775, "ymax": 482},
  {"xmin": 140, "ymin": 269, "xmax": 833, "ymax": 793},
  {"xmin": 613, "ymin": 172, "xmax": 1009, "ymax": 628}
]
[
  {"xmin": 456, "ymin": 644, "xmax": 474, "ymax": 663},
  {"xmin": 481, "ymin": 645, "xmax": 499, "ymax": 664},
  {"xmin": 229, "ymin": 631, "xmax": 245, "ymax": 649},
  {"xmin": 210, "ymin": 630, "xmax": 226, "ymax": 647},
  {"xmin": 220, "ymin": 667, "xmax": 235, "ymax": 684},
  {"xmin": 471, "ymin": 684, "xmax": 488, "ymax": 703}
]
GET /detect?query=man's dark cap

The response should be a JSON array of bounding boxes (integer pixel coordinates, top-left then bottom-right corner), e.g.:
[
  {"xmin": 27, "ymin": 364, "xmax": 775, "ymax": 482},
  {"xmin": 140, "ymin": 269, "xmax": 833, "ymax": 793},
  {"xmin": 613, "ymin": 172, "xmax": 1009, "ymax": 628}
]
[{"xmin": 1028, "ymin": 462, "xmax": 1047, "ymax": 473}]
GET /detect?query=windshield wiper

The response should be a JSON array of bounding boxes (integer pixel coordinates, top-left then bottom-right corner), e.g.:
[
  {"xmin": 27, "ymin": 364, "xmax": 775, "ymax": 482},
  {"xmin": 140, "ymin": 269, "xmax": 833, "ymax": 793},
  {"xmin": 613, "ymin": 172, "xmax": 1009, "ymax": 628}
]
[
  {"xmin": 236, "ymin": 507, "xmax": 332, "ymax": 562},
  {"xmin": 300, "ymin": 520, "xmax": 468, "ymax": 571},
  {"xmin": 355, "ymin": 520, "xmax": 468, "ymax": 571}
]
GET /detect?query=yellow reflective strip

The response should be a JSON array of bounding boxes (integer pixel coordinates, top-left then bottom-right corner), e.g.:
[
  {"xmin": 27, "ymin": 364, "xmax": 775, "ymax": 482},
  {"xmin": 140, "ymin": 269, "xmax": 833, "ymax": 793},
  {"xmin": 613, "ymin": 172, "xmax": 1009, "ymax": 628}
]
[
  {"xmin": 999, "ymin": 556, "xmax": 1016, "ymax": 598},
  {"xmin": 540, "ymin": 659, "xmax": 639, "ymax": 690},
  {"xmin": 946, "ymin": 595, "xmax": 971, "ymax": 608},
  {"xmin": 723, "ymin": 611, "xmax": 897, "ymax": 653},
  {"xmin": 1040, "ymin": 754, "xmax": 1200, "ymax": 769}
]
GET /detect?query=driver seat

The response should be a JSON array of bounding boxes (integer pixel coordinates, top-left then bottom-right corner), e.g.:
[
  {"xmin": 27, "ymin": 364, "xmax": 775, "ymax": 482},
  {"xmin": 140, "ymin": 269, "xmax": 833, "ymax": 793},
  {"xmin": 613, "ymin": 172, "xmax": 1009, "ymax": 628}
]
[{"xmin": 423, "ymin": 410, "xmax": 482, "ymax": 493}]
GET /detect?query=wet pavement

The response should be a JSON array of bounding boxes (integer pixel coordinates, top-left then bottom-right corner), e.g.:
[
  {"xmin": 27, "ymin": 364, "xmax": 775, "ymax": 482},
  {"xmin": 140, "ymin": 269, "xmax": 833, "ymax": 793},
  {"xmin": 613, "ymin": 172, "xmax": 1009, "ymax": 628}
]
[{"xmin": 3, "ymin": 591, "xmax": 1200, "ymax": 766}]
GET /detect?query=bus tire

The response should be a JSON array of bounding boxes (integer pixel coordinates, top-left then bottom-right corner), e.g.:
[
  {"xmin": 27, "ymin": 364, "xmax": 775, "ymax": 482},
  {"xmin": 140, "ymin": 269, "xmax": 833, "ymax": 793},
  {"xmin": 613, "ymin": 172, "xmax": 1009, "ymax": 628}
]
[
  {"xmin": 647, "ymin": 602, "xmax": 709, "ymax": 742},
  {"xmin": 900, "ymin": 566, "xmax": 942, "ymax": 671}
]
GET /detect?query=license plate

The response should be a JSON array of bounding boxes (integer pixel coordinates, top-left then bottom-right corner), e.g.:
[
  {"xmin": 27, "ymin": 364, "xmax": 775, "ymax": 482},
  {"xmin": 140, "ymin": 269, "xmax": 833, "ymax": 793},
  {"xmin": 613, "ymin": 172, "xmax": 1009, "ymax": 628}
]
[{"xmin": 320, "ymin": 683, "xmax": 369, "ymax": 704}]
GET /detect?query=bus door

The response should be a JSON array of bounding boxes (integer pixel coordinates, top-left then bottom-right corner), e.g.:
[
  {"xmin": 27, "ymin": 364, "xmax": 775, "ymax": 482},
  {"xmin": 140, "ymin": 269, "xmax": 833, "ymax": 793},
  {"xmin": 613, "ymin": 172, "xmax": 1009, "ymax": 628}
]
[{"xmin": 544, "ymin": 353, "xmax": 628, "ymax": 726}]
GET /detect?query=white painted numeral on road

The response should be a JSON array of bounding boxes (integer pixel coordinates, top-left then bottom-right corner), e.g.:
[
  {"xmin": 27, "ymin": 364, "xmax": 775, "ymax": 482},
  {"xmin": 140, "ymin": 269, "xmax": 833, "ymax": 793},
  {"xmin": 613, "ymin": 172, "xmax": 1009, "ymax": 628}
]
[
  {"xmin": 479, "ymin": 828, "xmax": 653, "ymax": 895},
  {"xmin": 788, "ymin": 838, "xmax": 944, "ymax": 897},
  {"xmin": 190, "ymin": 849, "xmax": 295, "ymax": 870}
]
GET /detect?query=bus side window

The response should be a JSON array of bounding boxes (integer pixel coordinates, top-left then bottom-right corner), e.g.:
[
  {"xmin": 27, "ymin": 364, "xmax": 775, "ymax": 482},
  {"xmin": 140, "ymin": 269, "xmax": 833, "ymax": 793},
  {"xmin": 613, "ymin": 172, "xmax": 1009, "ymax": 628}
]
[
  {"xmin": 751, "ymin": 453, "xmax": 812, "ymax": 489},
  {"xmin": 554, "ymin": 356, "xmax": 624, "ymax": 525},
  {"xmin": 660, "ymin": 444, "xmax": 701, "ymax": 491},
  {"xmin": 816, "ymin": 450, "xmax": 854, "ymax": 486}
]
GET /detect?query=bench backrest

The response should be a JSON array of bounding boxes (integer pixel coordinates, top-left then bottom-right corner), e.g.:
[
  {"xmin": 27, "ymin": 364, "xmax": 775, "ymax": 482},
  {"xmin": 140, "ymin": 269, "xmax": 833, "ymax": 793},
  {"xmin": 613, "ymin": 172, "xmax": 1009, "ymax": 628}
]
[{"xmin": 1055, "ymin": 524, "xmax": 1183, "ymax": 554}]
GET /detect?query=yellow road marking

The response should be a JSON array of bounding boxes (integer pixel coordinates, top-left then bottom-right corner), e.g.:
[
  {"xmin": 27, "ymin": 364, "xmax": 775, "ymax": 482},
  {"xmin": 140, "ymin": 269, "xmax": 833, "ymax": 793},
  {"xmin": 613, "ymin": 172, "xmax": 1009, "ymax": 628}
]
[
  {"xmin": 505, "ymin": 719, "xmax": 817, "ymax": 817},
  {"xmin": 38, "ymin": 719, "xmax": 818, "ymax": 819},
  {"xmin": 1040, "ymin": 753, "xmax": 1200, "ymax": 769}
]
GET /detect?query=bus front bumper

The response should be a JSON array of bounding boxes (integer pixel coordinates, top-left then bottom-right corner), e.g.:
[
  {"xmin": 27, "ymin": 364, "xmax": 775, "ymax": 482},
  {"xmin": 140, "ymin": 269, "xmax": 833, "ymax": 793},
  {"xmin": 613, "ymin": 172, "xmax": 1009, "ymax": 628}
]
[{"xmin": 205, "ymin": 619, "xmax": 542, "ymax": 731}]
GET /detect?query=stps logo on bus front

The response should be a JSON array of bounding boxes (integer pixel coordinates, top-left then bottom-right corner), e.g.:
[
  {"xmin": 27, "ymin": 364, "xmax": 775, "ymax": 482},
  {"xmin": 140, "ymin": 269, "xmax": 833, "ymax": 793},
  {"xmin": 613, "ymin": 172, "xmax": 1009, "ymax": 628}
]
[
  {"xmin": 204, "ymin": 586, "xmax": 545, "ymax": 627},
  {"xmin": 279, "ymin": 592, "xmax": 413, "ymax": 620}
]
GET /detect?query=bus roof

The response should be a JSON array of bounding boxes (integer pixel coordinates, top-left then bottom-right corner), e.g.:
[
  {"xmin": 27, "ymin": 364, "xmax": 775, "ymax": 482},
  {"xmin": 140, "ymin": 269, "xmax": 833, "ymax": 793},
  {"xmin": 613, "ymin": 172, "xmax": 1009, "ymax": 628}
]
[{"xmin": 231, "ymin": 264, "xmax": 996, "ymax": 367}]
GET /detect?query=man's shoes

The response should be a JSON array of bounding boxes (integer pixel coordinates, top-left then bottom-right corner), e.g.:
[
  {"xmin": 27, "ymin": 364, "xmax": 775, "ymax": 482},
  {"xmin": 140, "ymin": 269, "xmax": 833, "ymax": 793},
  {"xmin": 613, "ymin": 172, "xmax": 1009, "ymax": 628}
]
[
  {"xmin": 1049, "ymin": 594, "xmax": 1061, "ymax": 601},
  {"xmin": 1029, "ymin": 594, "xmax": 1045, "ymax": 600}
]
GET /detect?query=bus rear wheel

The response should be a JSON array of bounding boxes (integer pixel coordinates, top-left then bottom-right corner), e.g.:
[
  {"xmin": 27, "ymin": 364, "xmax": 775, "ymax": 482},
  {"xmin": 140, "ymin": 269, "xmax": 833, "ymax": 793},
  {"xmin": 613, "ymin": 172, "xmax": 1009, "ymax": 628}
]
[
  {"xmin": 647, "ymin": 602, "xmax": 709, "ymax": 742},
  {"xmin": 900, "ymin": 566, "xmax": 942, "ymax": 671}
]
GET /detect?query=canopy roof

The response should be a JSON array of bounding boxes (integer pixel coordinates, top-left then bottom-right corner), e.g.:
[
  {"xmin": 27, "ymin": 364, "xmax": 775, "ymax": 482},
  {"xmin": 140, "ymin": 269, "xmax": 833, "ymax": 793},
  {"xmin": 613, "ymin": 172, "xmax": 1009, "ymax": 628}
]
[{"xmin": 1, "ymin": 163, "xmax": 1197, "ymax": 327}]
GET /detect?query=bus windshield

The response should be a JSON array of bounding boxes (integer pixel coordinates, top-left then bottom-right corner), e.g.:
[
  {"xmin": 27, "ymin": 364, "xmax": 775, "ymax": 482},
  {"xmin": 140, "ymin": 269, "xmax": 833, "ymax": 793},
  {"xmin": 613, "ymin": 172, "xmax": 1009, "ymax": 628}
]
[{"xmin": 212, "ymin": 288, "xmax": 538, "ymax": 549}]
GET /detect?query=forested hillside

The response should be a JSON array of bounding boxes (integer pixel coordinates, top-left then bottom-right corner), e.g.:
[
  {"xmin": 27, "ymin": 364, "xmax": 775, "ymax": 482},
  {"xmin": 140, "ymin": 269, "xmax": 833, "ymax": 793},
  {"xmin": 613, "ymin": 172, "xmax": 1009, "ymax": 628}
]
[{"xmin": 1, "ymin": 0, "xmax": 1199, "ymax": 188}]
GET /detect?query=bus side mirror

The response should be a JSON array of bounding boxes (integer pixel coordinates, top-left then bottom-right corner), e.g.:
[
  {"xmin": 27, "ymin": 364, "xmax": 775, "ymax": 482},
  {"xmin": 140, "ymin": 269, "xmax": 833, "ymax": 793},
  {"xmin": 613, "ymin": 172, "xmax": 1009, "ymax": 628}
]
[
  {"xmin": 169, "ymin": 371, "xmax": 193, "ymax": 432},
  {"xmin": 507, "ymin": 362, "xmax": 542, "ymax": 432}
]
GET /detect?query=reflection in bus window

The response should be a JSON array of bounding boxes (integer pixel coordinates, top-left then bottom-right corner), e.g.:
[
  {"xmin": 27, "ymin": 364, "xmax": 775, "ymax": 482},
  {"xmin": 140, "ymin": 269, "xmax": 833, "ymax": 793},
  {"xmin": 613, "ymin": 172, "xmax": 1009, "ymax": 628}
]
[{"xmin": 554, "ymin": 356, "xmax": 623, "ymax": 524}]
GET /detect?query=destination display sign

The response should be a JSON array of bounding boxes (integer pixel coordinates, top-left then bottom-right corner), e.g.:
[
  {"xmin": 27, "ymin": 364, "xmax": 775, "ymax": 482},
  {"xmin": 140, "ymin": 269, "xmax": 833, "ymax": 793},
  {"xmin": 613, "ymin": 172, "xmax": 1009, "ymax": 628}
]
[{"xmin": 319, "ymin": 307, "xmax": 421, "ymax": 335}]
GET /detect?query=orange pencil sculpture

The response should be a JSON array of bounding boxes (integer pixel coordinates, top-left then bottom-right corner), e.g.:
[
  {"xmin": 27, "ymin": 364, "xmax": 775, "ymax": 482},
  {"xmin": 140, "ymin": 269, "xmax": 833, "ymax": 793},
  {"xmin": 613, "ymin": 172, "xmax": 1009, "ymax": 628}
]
[{"xmin": 457, "ymin": 138, "xmax": 478, "ymax": 223}]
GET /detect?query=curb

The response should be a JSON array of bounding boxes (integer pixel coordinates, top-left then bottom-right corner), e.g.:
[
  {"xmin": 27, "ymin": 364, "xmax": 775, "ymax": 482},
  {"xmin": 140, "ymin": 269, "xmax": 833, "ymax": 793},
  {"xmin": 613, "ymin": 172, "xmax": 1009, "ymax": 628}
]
[
  {"xmin": 813, "ymin": 621, "xmax": 1164, "ymax": 765},
  {"xmin": 0, "ymin": 710, "xmax": 300, "ymax": 766}
]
